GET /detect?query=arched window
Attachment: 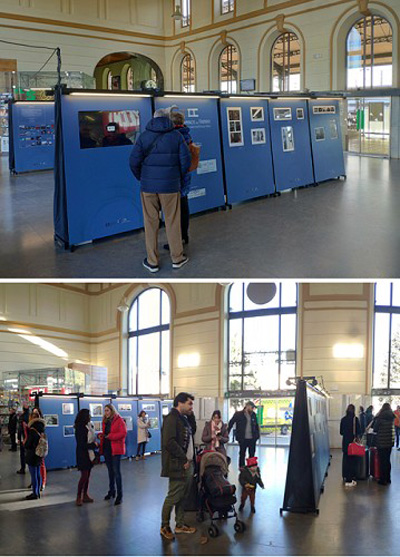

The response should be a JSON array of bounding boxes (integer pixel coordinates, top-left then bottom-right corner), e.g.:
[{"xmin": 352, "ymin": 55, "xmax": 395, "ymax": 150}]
[
  {"xmin": 228, "ymin": 282, "xmax": 297, "ymax": 393},
  {"xmin": 128, "ymin": 288, "xmax": 170, "ymax": 396},
  {"xmin": 127, "ymin": 67, "xmax": 134, "ymax": 90},
  {"xmin": 181, "ymin": 53, "xmax": 195, "ymax": 92},
  {"xmin": 346, "ymin": 15, "xmax": 392, "ymax": 89},
  {"xmin": 107, "ymin": 70, "xmax": 112, "ymax": 90},
  {"xmin": 271, "ymin": 32, "xmax": 301, "ymax": 92},
  {"xmin": 219, "ymin": 44, "xmax": 238, "ymax": 94}
]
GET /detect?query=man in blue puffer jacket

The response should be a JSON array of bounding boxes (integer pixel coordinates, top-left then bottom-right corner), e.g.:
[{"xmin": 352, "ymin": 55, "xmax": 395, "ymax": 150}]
[{"xmin": 129, "ymin": 108, "xmax": 191, "ymax": 272}]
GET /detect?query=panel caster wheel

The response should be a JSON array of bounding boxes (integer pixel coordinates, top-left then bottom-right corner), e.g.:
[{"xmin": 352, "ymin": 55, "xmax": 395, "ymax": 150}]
[
  {"xmin": 315, "ymin": 509, "xmax": 320, "ymax": 516},
  {"xmin": 234, "ymin": 520, "xmax": 245, "ymax": 533},
  {"xmin": 208, "ymin": 525, "xmax": 219, "ymax": 538},
  {"xmin": 196, "ymin": 511, "xmax": 204, "ymax": 523},
  {"xmin": 320, "ymin": 486, "xmax": 324, "ymax": 493},
  {"xmin": 280, "ymin": 509, "xmax": 283, "ymax": 516}
]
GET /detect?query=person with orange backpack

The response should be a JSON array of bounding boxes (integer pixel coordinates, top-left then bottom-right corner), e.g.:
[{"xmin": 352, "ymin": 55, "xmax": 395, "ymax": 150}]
[{"xmin": 394, "ymin": 405, "xmax": 400, "ymax": 450}]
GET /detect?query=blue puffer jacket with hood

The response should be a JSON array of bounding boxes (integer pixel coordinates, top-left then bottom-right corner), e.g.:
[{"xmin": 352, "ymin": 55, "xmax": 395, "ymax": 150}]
[
  {"xmin": 129, "ymin": 116, "xmax": 191, "ymax": 194},
  {"xmin": 174, "ymin": 124, "xmax": 193, "ymax": 197}
]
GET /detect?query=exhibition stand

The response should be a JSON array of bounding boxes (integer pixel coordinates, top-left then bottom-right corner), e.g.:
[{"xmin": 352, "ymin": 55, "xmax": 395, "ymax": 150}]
[
  {"xmin": 154, "ymin": 94, "xmax": 226, "ymax": 214},
  {"xmin": 9, "ymin": 100, "xmax": 55, "ymax": 174},
  {"xmin": 308, "ymin": 99, "xmax": 346, "ymax": 183},
  {"xmin": 269, "ymin": 99, "xmax": 315, "ymax": 191},
  {"xmin": 280, "ymin": 379, "xmax": 331, "ymax": 515},
  {"xmin": 219, "ymin": 97, "xmax": 275, "ymax": 204}
]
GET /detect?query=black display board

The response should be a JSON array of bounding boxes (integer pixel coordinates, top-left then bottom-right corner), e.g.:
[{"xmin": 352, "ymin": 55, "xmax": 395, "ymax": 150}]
[{"xmin": 280, "ymin": 379, "xmax": 330, "ymax": 515}]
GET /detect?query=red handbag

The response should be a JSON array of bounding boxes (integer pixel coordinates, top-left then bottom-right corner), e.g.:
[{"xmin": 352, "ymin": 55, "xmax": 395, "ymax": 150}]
[{"xmin": 347, "ymin": 416, "xmax": 365, "ymax": 457}]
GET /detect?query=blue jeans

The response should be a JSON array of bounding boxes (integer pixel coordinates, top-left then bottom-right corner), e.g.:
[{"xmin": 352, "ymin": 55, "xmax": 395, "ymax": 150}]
[
  {"xmin": 104, "ymin": 453, "xmax": 122, "ymax": 498},
  {"xmin": 28, "ymin": 464, "xmax": 41, "ymax": 496}
]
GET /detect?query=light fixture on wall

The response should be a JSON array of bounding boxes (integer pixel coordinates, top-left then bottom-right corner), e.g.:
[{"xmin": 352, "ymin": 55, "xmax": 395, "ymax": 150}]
[
  {"xmin": 177, "ymin": 353, "xmax": 200, "ymax": 368},
  {"xmin": 333, "ymin": 343, "xmax": 364, "ymax": 359},
  {"xmin": 171, "ymin": 5, "xmax": 184, "ymax": 20},
  {"xmin": 117, "ymin": 297, "xmax": 130, "ymax": 313},
  {"xmin": 246, "ymin": 283, "xmax": 277, "ymax": 305}
]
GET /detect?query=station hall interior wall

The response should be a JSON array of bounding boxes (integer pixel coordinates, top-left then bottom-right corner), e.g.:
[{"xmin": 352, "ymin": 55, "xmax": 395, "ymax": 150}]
[
  {"xmin": 0, "ymin": 282, "xmax": 375, "ymax": 448},
  {"xmin": 0, "ymin": 0, "xmax": 398, "ymax": 91}
]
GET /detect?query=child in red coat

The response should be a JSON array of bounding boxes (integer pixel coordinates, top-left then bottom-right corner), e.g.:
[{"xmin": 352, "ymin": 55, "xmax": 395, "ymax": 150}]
[{"xmin": 238, "ymin": 456, "xmax": 264, "ymax": 513}]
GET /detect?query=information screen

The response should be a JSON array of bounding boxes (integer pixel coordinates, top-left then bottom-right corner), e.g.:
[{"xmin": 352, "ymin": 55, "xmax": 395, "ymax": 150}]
[{"xmin": 78, "ymin": 109, "xmax": 140, "ymax": 149}]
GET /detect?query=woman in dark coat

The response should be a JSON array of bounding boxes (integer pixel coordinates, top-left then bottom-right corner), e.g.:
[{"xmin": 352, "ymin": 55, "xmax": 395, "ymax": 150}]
[
  {"xmin": 373, "ymin": 403, "xmax": 395, "ymax": 485},
  {"xmin": 340, "ymin": 404, "xmax": 361, "ymax": 487},
  {"xmin": 201, "ymin": 410, "xmax": 229, "ymax": 457},
  {"xmin": 75, "ymin": 409, "xmax": 98, "ymax": 506},
  {"xmin": 24, "ymin": 414, "xmax": 46, "ymax": 500}
]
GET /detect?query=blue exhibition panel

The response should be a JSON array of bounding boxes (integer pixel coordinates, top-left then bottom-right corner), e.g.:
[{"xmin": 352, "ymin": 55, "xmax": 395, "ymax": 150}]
[
  {"xmin": 268, "ymin": 100, "xmax": 314, "ymax": 191},
  {"xmin": 219, "ymin": 98, "xmax": 275, "ymax": 203},
  {"xmin": 154, "ymin": 96, "xmax": 225, "ymax": 214},
  {"xmin": 11, "ymin": 101, "xmax": 55, "ymax": 173},
  {"xmin": 159, "ymin": 400, "xmax": 173, "ymax": 425},
  {"xmin": 308, "ymin": 100, "xmax": 345, "ymax": 183},
  {"xmin": 78, "ymin": 396, "xmax": 111, "ymax": 444},
  {"xmin": 39, "ymin": 395, "xmax": 79, "ymax": 470},
  {"xmin": 114, "ymin": 397, "xmax": 138, "ymax": 458},
  {"xmin": 59, "ymin": 93, "xmax": 153, "ymax": 246},
  {"xmin": 138, "ymin": 399, "xmax": 161, "ymax": 453}
]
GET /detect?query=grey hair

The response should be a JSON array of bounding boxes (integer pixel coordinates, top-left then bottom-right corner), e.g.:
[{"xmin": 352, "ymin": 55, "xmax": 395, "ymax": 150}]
[
  {"xmin": 170, "ymin": 110, "xmax": 185, "ymax": 125},
  {"xmin": 153, "ymin": 108, "xmax": 170, "ymax": 118}
]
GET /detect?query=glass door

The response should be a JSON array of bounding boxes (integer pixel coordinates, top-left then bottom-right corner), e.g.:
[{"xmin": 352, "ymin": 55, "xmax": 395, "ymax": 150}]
[{"xmin": 346, "ymin": 97, "xmax": 391, "ymax": 157}]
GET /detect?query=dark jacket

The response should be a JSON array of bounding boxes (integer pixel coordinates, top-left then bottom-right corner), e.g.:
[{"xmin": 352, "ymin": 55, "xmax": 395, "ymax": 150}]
[
  {"xmin": 365, "ymin": 409, "xmax": 374, "ymax": 428},
  {"xmin": 25, "ymin": 418, "xmax": 46, "ymax": 467},
  {"xmin": 174, "ymin": 124, "xmax": 192, "ymax": 196},
  {"xmin": 129, "ymin": 117, "xmax": 191, "ymax": 193},
  {"xmin": 161, "ymin": 408, "xmax": 194, "ymax": 480},
  {"xmin": 201, "ymin": 421, "xmax": 229, "ymax": 456},
  {"xmin": 8, "ymin": 412, "xmax": 17, "ymax": 435},
  {"xmin": 373, "ymin": 408, "xmax": 395, "ymax": 448},
  {"xmin": 18, "ymin": 408, "xmax": 30, "ymax": 441},
  {"xmin": 359, "ymin": 411, "xmax": 367, "ymax": 435},
  {"xmin": 75, "ymin": 422, "xmax": 97, "ymax": 471},
  {"xmin": 228, "ymin": 410, "xmax": 260, "ymax": 443},
  {"xmin": 239, "ymin": 466, "xmax": 264, "ymax": 490},
  {"xmin": 340, "ymin": 413, "xmax": 361, "ymax": 454}
]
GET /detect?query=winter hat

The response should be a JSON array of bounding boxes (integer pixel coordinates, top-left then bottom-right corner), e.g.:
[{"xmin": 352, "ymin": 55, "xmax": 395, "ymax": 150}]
[{"xmin": 246, "ymin": 456, "xmax": 258, "ymax": 467}]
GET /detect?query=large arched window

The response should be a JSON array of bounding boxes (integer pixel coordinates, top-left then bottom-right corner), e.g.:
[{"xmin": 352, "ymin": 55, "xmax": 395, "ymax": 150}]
[
  {"xmin": 127, "ymin": 67, "xmax": 134, "ymax": 90},
  {"xmin": 271, "ymin": 32, "xmax": 301, "ymax": 92},
  {"xmin": 181, "ymin": 53, "xmax": 195, "ymax": 92},
  {"xmin": 219, "ymin": 44, "xmax": 238, "ymax": 94},
  {"xmin": 346, "ymin": 15, "xmax": 392, "ymax": 89},
  {"xmin": 128, "ymin": 288, "xmax": 170, "ymax": 396},
  {"xmin": 107, "ymin": 70, "xmax": 112, "ymax": 90},
  {"xmin": 228, "ymin": 282, "xmax": 297, "ymax": 393}
]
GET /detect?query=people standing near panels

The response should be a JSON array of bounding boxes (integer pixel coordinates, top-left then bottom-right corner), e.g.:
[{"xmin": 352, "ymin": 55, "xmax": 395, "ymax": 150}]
[
  {"xmin": 8, "ymin": 407, "xmax": 18, "ymax": 452},
  {"xmin": 129, "ymin": 108, "xmax": 191, "ymax": 273},
  {"xmin": 228, "ymin": 401, "xmax": 260, "ymax": 469},
  {"xmin": 17, "ymin": 403, "xmax": 30, "ymax": 474},
  {"xmin": 29, "ymin": 408, "xmax": 48, "ymax": 491},
  {"xmin": 74, "ymin": 409, "xmax": 98, "ymax": 506},
  {"xmin": 340, "ymin": 404, "xmax": 361, "ymax": 487},
  {"xmin": 24, "ymin": 410, "xmax": 46, "ymax": 500},
  {"xmin": 359, "ymin": 406, "xmax": 367, "ymax": 436},
  {"xmin": 201, "ymin": 410, "xmax": 229, "ymax": 457},
  {"xmin": 394, "ymin": 406, "xmax": 400, "ymax": 450},
  {"xmin": 136, "ymin": 410, "xmax": 151, "ymax": 460},
  {"xmin": 99, "ymin": 404, "xmax": 127, "ymax": 506},
  {"xmin": 160, "ymin": 392, "xmax": 197, "ymax": 542},
  {"xmin": 373, "ymin": 403, "xmax": 395, "ymax": 485}
]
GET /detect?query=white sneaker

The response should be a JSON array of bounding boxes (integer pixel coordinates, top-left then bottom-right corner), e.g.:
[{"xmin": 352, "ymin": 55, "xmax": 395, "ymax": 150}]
[
  {"xmin": 344, "ymin": 482, "xmax": 356, "ymax": 487},
  {"xmin": 351, "ymin": 480, "xmax": 357, "ymax": 486}
]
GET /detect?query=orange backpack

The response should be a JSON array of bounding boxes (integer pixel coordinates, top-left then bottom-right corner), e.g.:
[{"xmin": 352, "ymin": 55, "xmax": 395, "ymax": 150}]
[{"xmin": 188, "ymin": 142, "xmax": 200, "ymax": 172}]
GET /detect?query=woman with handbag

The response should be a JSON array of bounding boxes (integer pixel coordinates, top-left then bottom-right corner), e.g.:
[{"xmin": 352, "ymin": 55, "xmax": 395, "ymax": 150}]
[
  {"xmin": 340, "ymin": 404, "xmax": 361, "ymax": 487},
  {"xmin": 99, "ymin": 404, "xmax": 127, "ymax": 505},
  {"xmin": 74, "ymin": 409, "xmax": 98, "ymax": 506},
  {"xmin": 24, "ymin": 411, "xmax": 46, "ymax": 500},
  {"xmin": 373, "ymin": 403, "xmax": 395, "ymax": 485},
  {"xmin": 201, "ymin": 410, "xmax": 229, "ymax": 457},
  {"xmin": 136, "ymin": 410, "xmax": 151, "ymax": 461}
]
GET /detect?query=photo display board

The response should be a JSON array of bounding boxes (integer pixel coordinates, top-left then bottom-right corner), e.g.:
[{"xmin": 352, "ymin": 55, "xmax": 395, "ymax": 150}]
[
  {"xmin": 308, "ymin": 99, "xmax": 345, "ymax": 183},
  {"xmin": 138, "ymin": 399, "xmax": 161, "ymax": 453},
  {"xmin": 154, "ymin": 96, "xmax": 225, "ymax": 214},
  {"xmin": 55, "ymin": 92, "xmax": 153, "ymax": 248},
  {"xmin": 114, "ymin": 397, "xmax": 138, "ymax": 458},
  {"xmin": 38, "ymin": 395, "xmax": 79, "ymax": 470},
  {"xmin": 268, "ymin": 100, "xmax": 314, "ymax": 191},
  {"xmin": 10, "ymin": 102, "xmax": 55, "ymax": 173},
  {"xmin": 281, "ymin": 380, "xmax": 330, "ymax": 514},
  {"xmin": 219, "ymin": 98, "xmax": 275, "ymax": 204}
]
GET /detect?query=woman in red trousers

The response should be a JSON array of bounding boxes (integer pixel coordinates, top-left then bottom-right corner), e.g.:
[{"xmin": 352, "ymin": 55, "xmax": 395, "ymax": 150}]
[{"xmin": 99, "ymin": 404, "xmax": 127, "ymax": 506}]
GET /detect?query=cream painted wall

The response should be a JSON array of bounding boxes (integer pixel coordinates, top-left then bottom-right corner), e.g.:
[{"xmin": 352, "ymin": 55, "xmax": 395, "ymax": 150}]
[{"xmin": 0, "ymin": 0, "xmax": 398, "ymax": 90}]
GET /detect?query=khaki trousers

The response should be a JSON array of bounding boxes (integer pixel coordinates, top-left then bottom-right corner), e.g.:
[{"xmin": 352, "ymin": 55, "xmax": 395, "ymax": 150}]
[{"xmin": 140, "ymin": 192, "xmax": 183, "ymax": 266}]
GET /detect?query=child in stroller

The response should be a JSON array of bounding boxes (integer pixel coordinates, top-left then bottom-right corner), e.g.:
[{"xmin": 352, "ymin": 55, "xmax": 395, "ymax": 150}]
[{"xmin": 196, "ymin": 450, "xmax": 245, "ymax": 538}]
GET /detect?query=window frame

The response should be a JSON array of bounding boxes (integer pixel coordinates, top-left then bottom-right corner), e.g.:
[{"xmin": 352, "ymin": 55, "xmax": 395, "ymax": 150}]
[
  {"xmin": 221, "ymin": 0, "xmax": 234, "ymax": 15},
  {"xmin": 271, "ymin": 31, "xmax": 301, "ymax": 92},
  {"xmin": 127, "ymin": 288, "xmax": 170, "ymax": 396},
  {"xmin": 181, "ymin": 0, "xmax": 191, "ymax": 28},
  {"xmin": 227, "ymin": 283, "xmax": 298, "ymax": 397},
  {"xmin": 219, "ymin": 44, "xmax": 238, "ymax": 94},
  {"xmin": 180, "ymin": 52, "xmax": 195, "ymax": 92}
]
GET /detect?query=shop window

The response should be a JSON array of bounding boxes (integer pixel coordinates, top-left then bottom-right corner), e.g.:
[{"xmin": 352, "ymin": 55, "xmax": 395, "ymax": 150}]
[
  {"xmin": 127, "ymin": 67, "xmax": 134, "ymax": 90},
  {"xmin": 346, "ymin": 15, "xmax": 392, "ymax": 89},
  {"xmin": 271, "ymin": 32, "xmax": 301, "ymax": 92},
  {"xmin": 228, "ymin": 282, "xmax": 297, "ymax": 394},
  {"xmin": 107, "ymin": 70, "xmax": 112, "ymax": 90},
  {"xmin": 181, "ymin": 53, "xmax": 195, "ymax": 92},
  {"xmin": 128, "ymin": 288, "xmax": 170, "ymax": 395},
  {"xmin": 219, "ymin": 44, "xmax": 238, "ymax": 94}
]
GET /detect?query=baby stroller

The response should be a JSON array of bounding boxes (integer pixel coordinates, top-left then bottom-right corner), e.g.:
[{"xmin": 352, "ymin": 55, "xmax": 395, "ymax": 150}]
[{"xmin": 196, "ymin": 450, "xmax": 245, "ymax": 537}]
